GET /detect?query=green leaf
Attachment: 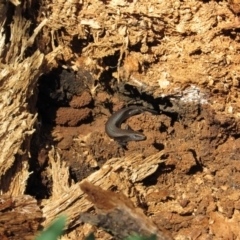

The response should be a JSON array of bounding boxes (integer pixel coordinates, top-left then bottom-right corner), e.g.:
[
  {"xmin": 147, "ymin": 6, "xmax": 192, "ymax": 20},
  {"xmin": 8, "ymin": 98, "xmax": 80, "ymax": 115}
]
[
  {"xmin": 85, "ymin": 232, "xmax": 95, "ymax": 240},
  {"xmin": 35, "ymin": 215, "xmax": 66, "ymax": 240}
]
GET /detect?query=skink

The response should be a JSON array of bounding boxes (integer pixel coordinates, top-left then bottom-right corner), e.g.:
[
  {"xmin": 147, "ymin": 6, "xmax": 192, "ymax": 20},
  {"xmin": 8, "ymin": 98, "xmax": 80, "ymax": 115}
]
[{"xmin": 105, "ymin": 106, "xmax": 156, "ymax": 144}]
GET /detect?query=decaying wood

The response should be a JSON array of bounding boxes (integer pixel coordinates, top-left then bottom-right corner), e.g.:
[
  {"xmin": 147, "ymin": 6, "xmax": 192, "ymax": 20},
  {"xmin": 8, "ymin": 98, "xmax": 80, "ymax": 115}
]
[
  {"xmin": 0, "ymin": 6, "xmax": 59, "ymax": 195},
  {"xmin": 0, "ymin": 49, "xmax": 43, "ymax": 194},
  {"xmin": 41, "ymin": 148, "xmax": 166, "ymax": 231},
  {"xmin": 1, "ymin": 0, "xmax": 240, "ymax": 239},
  {"xmin": 79, "ymin": 181, "xmax": 173, "ymax": 240},
  {"xmin": 0, "ymin": 194, "xmax": 42, "ymax": 240}
]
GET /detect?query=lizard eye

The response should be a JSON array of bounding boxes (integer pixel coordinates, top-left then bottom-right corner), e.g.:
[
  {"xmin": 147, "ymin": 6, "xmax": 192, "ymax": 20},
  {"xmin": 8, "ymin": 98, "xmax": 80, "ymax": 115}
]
[{"xmin": 132, "ymin": 134, "xmax": 146, "ymax": 140}]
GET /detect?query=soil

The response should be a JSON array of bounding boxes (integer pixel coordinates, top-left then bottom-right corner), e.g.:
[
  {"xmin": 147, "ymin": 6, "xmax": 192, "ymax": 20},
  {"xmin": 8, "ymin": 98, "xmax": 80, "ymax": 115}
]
[
  {"xmin": 26, "ymin": 67, "xmax": 240, "ymax": 239},
  {"xmin": 1, "ymin": 0, "xmax": 240, "ymax": 239}
]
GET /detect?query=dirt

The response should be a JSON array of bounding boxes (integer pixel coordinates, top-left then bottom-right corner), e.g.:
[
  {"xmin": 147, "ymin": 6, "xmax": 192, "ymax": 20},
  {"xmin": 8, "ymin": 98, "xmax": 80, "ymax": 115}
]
[
  {"xmin": 26, "ymin": 66, "xmax": 240, "ymax": 239},
  {"xmin": 1, "ymin": 0, "xmax": 240, "ymax": 238}
]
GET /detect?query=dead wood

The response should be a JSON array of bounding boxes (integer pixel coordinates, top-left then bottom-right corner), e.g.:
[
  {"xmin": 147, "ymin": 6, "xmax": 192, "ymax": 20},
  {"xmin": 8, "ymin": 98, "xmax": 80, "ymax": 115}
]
[
  {"xmin": 79, "ymin": 181, "xmax": 173, "ymax": 240},
  {"xmin": 0, "ymin": 194, "xmax": 42, "ymax": 240},
  {"xmin": 0, "ymin": 0, "xmax": 240, "ymax": 239},
  {"xmin": 41, "ymin": 148, "xmax": 166, "ymax": 230}
]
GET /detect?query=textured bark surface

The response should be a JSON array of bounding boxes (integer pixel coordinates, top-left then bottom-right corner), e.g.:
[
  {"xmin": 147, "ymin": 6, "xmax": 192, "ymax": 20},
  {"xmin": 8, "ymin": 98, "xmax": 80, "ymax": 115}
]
[
  {"xmin": 0, "ymin": 194, "xmax": 42, "ymax": 240},
  {"xmin": 79, "ymin": 181, "xmax": 172, "ymax": 240}
]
